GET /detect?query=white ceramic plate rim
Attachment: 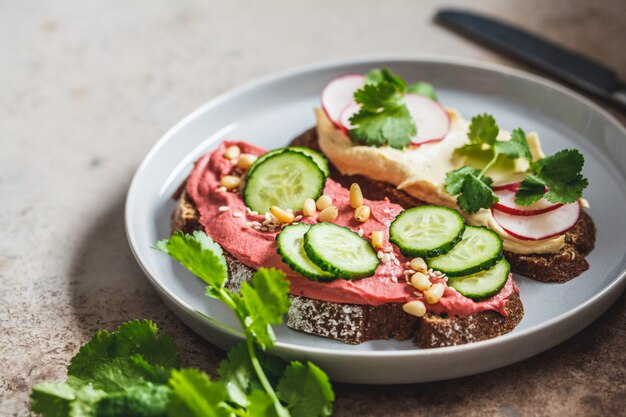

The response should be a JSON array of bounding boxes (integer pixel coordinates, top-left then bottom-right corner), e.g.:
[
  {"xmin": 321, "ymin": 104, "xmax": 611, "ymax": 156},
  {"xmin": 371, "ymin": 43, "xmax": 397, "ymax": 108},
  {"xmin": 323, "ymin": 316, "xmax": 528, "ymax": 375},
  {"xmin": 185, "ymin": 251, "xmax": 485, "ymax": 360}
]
[{"xmin": 125, "ymin": 54, "xmax": 626, "ymax": 359}]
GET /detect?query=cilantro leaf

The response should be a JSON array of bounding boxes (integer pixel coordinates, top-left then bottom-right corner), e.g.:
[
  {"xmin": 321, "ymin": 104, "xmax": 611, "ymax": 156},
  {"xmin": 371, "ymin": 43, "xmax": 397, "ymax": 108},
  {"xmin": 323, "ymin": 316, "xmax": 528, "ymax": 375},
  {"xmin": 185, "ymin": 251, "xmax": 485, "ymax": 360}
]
[
  {"xmin": 93, "ymin": 383, "xmax": 169, "ymax": 417},
  {"xmin": 246, "ymin": 390, "xmax": 282, "ymax": 417},
  {"xmin": 444, "ymin": 166, "xmax": 480, "ymax": 195},
  {"xmin": 67, "ymin": 320, "xmax": 179, "ymax": 392},
  {"xmin": 456, "ymin": 174, "xmax": 499, "ymax": 214},
  {"xmin": 167, "ymin": 369, "xmax": 232, "ymax": 417},
  {"xmin": 494, "ymin": 128, "xmax": 532, "ymax": 161},
  {"xmin": 468, "ymin": 113, "xmax": 499, "ymax": 146},
  {"xmin": 156, "ymin": 231, "xmax": 228, "ymax": 289},
  {"xmin": 349, "ymin": 82, "xmax": 416, "ymax": 149},
  {"xmin": 277, "ymin": 362, "xmax": 334, "ymax": 417},
  {"xmin": 515, "ymin": 174, "xmax": 546, "ymax": 205},
  {"xmin": 31, "ymin": 382, "xmax": 107, "ymax": 417},
  {"xmin": 515, "ymin": 149, "xmax": 588, "ymax": 205},
  {"xmin": 240, "ymin": 268, "xmax": 291, "ymax": 350},
  {"xmin": 406, "ymin": 81, "xmax": 438, "ymax": 101},
  {"xmin": 364, "ymin": 68, "xmax": 406, "ymax": 91},
  {"xmin": 217, "ymin": 343, "xmax": 254, "ymax": 407}
]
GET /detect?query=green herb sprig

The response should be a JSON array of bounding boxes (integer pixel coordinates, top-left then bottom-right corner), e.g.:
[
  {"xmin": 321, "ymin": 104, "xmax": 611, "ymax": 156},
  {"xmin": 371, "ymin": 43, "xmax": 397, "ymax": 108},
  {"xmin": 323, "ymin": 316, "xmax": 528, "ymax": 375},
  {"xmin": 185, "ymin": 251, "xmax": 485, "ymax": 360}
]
[
  {"xmin": 348, "ymin": 68, "xmax": 437, "ymax": 149},
  {"xmin": 31, "ymin": 231, "xmax": 334, "ymax": 417},
  {"xmin": 445, "ymin": 114, "xmax": 588, "ymax": 213}
]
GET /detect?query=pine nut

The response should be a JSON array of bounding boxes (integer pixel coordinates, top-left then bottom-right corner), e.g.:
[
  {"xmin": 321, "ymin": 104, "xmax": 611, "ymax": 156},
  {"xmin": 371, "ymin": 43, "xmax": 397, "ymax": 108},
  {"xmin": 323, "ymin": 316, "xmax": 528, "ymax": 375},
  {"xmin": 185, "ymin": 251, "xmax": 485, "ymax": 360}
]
[
  {"xmin": 318, "ymin": 205, "xmax": 338, "ymax": 223},
  {"xmin": 220, "ymin": 175, "xmax": 241, "ymax": 191},
  {"xmin": 371, "ymin": 230, "xmax": 384, "ymax": 249},
  {"xmin": 237, "ymin": 153, "xmax": 257, "ymax": 170},
  {"xmin": 402, "ymin": 300, "xmax": 426, "ymax": 317},
  {"xmin": 410, "ymin": 257, "xmax": 428, "ymax": 273},
  {"xmin": 349, "ymin": 183, "xmax": 364, "ymax": 209},
  {"xmin": 270, "ymin": 206, "xmax": 294, "ymax": 224},
  {"xmin": 410, "ymin": 272, "xmax": 432, "ymax": 291},
  {"xmin": 224, "ymin": 145, "xmax": 241, "ymax": 160},
  {"xmin": 354, "ymin": 205, "xmax": 370, "ymax": 222},
  {"xmin": 316, "ymin": 195, "xmax": 333, "ymax": 210},
  {"xmin": 302, "ymin": 198, "xmax": 316, "ymax": 217},
  {"xmin": 424, "ymin": 283, "xmax": 445, "ymax": 304}
]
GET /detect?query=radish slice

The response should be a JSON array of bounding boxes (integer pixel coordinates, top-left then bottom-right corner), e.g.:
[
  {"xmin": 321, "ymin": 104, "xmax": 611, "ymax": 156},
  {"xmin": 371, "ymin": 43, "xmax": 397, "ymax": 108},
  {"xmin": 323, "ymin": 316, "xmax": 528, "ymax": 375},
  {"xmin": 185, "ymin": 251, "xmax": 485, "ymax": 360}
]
[
  {"xmin": 492, "ymin": 202, "xmax": 580, "ymax": 241},
  {"xmin": 493, "ymin": 188, "xmax": 562, "ymax": 216},
  {"xmin": 492, "ymin": 182, "xmax": 521, "ymax": 192},
  {"xmin": 338, "ymin": 101, "xmax": 360, "ymax": 133},
  {"xmin": 405, "ymin": 94, "xmax": 450, "ymax": 145},
  {"xmin": 321, "ymin": 74, "xmax": 365, "ymax": 127}
]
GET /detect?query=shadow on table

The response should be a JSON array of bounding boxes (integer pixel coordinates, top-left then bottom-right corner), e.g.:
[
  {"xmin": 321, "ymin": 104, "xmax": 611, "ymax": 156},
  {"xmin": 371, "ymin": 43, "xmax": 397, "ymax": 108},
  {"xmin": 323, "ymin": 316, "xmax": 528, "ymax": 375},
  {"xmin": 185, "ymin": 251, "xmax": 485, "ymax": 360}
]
[{"xmin": 67, "ymin": 184, "xmax": 223, "ymax": 370}]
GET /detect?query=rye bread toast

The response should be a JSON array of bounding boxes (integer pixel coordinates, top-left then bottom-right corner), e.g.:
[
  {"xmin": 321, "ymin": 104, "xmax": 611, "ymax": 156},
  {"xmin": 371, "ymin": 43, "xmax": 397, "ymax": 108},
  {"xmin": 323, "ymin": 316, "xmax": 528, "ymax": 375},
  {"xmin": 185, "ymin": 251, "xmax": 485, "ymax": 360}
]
[
  {"xmin": 289, "ymin": 128, "xmax": 596, "ymax": 283},
  {"xmin": 171, "ymin": 183, "xmax": 523, "ymax": 348}
]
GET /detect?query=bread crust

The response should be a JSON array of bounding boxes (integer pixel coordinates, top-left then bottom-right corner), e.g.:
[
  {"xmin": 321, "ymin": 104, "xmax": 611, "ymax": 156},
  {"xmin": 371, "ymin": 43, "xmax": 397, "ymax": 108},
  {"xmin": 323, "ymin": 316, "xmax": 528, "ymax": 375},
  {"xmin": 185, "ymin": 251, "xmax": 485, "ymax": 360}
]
[
  {"xmin": 289, "ymin": 127, "xmax": 596, "ymax": 283},
  {"xmin": 170, "ymin": 180, "xmax": 523, "ymax": 348}
]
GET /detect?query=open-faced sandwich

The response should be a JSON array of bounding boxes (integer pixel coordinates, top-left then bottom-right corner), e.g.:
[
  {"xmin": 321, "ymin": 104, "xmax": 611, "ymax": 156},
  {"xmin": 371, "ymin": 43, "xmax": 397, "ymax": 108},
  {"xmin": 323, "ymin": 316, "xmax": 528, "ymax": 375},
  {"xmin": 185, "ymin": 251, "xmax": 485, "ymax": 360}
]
[
  {"xmin": 171, "ymin": 140, "xmax": 523, "ymax": 348},
  {"xmin": 302, "ymin": 68, "xmax": 595, "ymax": 283}
]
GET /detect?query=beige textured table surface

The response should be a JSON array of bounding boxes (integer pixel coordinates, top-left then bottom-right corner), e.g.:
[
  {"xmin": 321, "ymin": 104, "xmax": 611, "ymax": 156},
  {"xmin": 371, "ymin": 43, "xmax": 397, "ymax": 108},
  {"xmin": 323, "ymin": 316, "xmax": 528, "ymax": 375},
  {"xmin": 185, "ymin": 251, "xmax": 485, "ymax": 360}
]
[{"xmin": 1, "ymin": 1, "xmax": 625, "ymax": 416}]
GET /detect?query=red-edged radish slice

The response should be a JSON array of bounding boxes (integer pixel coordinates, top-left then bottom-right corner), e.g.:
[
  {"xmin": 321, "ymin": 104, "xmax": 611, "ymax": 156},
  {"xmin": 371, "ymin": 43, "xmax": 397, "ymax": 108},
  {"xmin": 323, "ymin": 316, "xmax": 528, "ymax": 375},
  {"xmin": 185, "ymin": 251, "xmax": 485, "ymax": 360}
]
[
  {"xmin": 492, "ymin": 202, "xmax": 580, "ymax": 241},
  {"xmin": 493, "ymin": 188, "xmax": 563, "ymax": 216},
  {"xmin": 321, "ymin": 74, "xmax": 365, "ymax": 128},
  {"xmin": 492, "ymin": 182, "xmax": 521, "ymax": 192},
  {"xmin": 405, "ymin": 94, "xmax": 450, "ymax": 145},
  {"xmin": 338, "ymin": 101, "xmax": 360, "ymax": 133}
]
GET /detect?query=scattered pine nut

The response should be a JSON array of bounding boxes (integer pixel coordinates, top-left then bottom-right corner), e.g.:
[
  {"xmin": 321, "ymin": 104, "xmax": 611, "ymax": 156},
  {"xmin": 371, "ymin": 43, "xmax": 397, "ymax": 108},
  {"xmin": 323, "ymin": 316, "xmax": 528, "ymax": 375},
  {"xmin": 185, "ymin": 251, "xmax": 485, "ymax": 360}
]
[
  {"xmin": 316, "ymin": 195, "xmax": 333, "ymax": 211},
  {"xmin": 237, "ymin": 153, "xmax": 257, "ymax": 170},
  {"xmin": 371, "ymin": 230, "xmax": 384, "ymax": 250},
  {"xmin": 216, "ymin": 186, "xmax": 227, "ymax": 193},
  {"xmin": 270, "ymin": 206, "xmax": 295, "ymax": 224},
  {"xmin": 410, "ymin": 272, "xmax": 432, "ymax": 292},
  {"xmin": 232, "ymin": 211, "xmax": 242, "ymax": 218},
  {"xmin": 224, "ymin": 145, "xmax": 241, "ymax": 160},
  {"xmin": 349, "ymin": 183, "xmax": 364, "ymax": 209},
  {"xmin": 302, "ymin": 198, "xmax": 316, "ymax": 217},
  {"xmin": 410, "ymin": 257, "xmax": 428, "ymax": 273},
  {"xmin": 357, "ymin": 227, "xmax": 364, "ymax": 237},
  {"xmin": 354, "ymin": 205, "xmax": 370, "ymax": 223},
  {"xmin": 220, "ymin": 175, "xmax": 241, "ymax": 191},
  {"xmin": 403, "ymin": 300, "xmax": 426, "ymax": 317},
  {"xmin": 318, "ymin": 205, "xmax": 338, "ymax": 223},
  {"xmin": 424, "ymin": 283, "xmax": 445, "ymax": 304},
  {"xmin": 218, "ymin": 206, "xmax": 230, "ymax": 212}
]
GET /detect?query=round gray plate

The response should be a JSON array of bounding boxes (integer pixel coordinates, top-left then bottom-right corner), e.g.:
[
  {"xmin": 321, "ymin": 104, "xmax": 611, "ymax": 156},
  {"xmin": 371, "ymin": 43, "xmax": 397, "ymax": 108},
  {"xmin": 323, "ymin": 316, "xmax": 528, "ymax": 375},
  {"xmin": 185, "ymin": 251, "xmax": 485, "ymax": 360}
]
[{"xmin": 125, "ymin": 56, "xmax": 626, "ymax": 384}]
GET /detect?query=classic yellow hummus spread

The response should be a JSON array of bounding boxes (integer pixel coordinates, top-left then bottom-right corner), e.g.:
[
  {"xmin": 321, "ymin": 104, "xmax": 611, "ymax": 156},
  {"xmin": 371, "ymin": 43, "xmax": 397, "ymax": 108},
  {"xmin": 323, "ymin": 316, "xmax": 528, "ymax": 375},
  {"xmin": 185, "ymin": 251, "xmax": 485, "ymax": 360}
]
[{"xmin": 316, "ymin": 108, "xmax": 566, "ymax": 254}]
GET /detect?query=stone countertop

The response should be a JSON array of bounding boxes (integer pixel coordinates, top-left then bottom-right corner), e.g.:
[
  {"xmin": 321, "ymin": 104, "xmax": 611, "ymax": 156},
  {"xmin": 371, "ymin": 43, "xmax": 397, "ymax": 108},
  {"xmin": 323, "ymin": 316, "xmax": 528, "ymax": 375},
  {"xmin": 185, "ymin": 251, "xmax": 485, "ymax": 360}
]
[{"xmin": 1, "ymin": 1, "xmax": 624, "ymax": 416}]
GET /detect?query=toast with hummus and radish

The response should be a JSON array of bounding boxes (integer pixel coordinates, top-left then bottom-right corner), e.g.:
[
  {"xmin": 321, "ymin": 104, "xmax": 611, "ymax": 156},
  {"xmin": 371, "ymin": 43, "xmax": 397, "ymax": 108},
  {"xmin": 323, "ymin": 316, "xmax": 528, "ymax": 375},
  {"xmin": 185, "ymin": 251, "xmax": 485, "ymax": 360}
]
[
  {"xmin": 170, "ymin": 141, "xmax": 523, "ymax": 347},
  {"xmin": 305, "ymin": 68, "xmax": 595, "ymax": 283}
]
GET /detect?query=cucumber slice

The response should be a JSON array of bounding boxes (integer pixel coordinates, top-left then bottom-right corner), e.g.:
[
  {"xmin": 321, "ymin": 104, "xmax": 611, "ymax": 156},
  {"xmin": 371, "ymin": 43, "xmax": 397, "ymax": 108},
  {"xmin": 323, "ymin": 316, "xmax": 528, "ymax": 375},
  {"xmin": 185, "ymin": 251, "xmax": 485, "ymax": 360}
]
[
  {"xmin": 389, "ymin": 206, "xmax": 465, "ymax": 257},
  {"xmin": 303, "ymin": 223, "xmax": 379, "ymax": 279},
  {"xmin": 243, "ymin": 150, "xmax": 325, "ymax": 214},
  {"xmin": 248, "ymin": 147, "xmax": 330, "ymax": 178},
  {"xmin": 448, "ymin": 258, "xmax": 510, "ymax": 300},
  {"xmin": 427, "ymin": 226, "xmax": 503, "ymax": 276},
  {"xmin": 276, "ymin": 224, "xmax": 334, "ymax": 281}
]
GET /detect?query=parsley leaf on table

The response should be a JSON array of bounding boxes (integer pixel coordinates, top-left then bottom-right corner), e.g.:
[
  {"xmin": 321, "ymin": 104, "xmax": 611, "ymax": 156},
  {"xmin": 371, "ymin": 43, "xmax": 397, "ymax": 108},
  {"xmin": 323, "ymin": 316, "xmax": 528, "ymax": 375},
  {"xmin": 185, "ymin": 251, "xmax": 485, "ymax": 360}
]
[
  {"xmin": 277, "ymin": 362, "xmax": 334, "ymax": 417},
  {"xmin": 167, "ymin": 369, "xmax": 232, "ymax": 417},
  {"xmin": 515, "ymin": 149, "xmax": 588, "ymax": 205}
]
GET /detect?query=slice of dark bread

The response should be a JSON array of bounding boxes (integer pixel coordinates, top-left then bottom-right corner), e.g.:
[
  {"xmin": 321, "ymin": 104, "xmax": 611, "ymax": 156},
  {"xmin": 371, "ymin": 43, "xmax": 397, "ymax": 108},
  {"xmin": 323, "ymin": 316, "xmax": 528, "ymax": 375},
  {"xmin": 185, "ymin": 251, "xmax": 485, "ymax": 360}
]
[
  {"xmin": 170, "ymin": 185, "xmax": 523, "ymax": 348},
  {"xmin": 290, "ymin": 128, "xmax": 596, "ymax": 283}
]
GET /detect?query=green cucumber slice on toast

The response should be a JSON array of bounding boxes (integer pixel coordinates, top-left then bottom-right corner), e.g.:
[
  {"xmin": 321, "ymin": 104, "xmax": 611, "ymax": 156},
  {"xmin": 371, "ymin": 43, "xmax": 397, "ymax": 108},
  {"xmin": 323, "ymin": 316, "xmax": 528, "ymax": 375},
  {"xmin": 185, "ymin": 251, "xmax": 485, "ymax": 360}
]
[
  {"xmin": 304, "ymin": 223, "xmax": 379, "ymax": 279},
  {"xmin": 276, "ymin": 224, "xmax": 334, "ymax": 281},
  {"xmin": 447, "ymin": 258, "xmax": 510, "ymax": 300},
  {"xmin": 427, "ymin": 226, "xmax": 503, "ymax": 276},
  {"xmin": 389, "ymin": 206, "xmax": 465, "ymax": 257},
  {"xmin": 243, "ymin": 150, "xmax": 325, "ymax": 214},
  {"xmin": 248, "ymin": 146, "xmax": 330, "ymax": 178}
]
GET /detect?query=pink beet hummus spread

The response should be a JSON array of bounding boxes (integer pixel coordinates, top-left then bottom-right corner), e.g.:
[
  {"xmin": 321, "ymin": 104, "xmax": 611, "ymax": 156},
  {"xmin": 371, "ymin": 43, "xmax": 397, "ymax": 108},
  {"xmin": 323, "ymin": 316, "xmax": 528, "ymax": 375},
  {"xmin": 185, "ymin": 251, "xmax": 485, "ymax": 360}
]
[{"xmin": 186, "ymin": 141, "xmax": 518, "ymax": 317}]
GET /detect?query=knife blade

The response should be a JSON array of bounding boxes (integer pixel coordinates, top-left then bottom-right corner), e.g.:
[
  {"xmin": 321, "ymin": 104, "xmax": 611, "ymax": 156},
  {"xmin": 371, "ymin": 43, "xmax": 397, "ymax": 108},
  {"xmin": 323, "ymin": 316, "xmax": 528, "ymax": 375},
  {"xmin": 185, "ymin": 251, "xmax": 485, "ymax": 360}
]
[{"xmin": 435, "ymin": 9, "xmax": 626, "ymax": 110}]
